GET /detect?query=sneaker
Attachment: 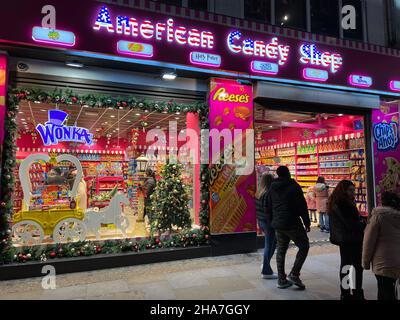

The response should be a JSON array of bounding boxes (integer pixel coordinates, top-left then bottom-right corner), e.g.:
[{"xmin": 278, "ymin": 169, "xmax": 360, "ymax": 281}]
[
  {"xmin": 277, "ymin": 278, "xmax": 293, "ymax": 289},
  {"xmin": 288, "ymin": 273, "xmax": 306, "ymax": 290},
  {"xmin": 262, "ymin": 273, "xmax": 278, "ymax": 280},
  {"xmin": 323, "ymin": 229, "xmax": 330, "ymax": 233}
]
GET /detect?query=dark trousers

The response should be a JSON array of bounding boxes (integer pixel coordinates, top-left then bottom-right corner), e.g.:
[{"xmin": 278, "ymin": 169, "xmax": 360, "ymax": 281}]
[
  {"xmin": 339, "ymin": 244, "xmax": 364, "ymax": 297},
  {"xmin": 376, "ymin": 275, "xmax": 397, "ymax": 300},
  {"xmin": 275, "ymin": 226, "xmax": 310, "ymax": 279},
  {"xmin": 258, "ymin": 219, "xmax": 277, "ymax": 275}
]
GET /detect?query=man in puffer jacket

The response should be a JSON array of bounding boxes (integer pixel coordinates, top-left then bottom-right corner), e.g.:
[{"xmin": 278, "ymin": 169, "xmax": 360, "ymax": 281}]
[
  {"xmin": 267, "ymin": 166, "xmax": 311, "ymax": 290},
  {"xmin": 362, "ymin": 192, "xmax": 400, "ymax": 300}
]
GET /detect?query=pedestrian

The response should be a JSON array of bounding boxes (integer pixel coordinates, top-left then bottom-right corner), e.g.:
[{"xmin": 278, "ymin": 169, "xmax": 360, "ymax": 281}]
[
  {"xmin": 315, "ymin": 177, "xmax": 330, "ymax": 233},
  {"xmin": 328, "ymin": 180, "xmax": 366, "ymax": 300},
  {"xmin": 142, "ymin": 168, "xmax": 156, "ymax": 221},
  {"xmin": 306, "ymin": 185, "xmax": 317, "ymax": 223},
  {"xmin": 362, "ymin": 191, "xmax": 400, "ymax": 300},
  {"xmin": 255, "ymin": 173, "xmax": 277, "ymax": 279},
  {"xmin": 267, "ymin": 166, "xmax": 311, "ymax": 290}
]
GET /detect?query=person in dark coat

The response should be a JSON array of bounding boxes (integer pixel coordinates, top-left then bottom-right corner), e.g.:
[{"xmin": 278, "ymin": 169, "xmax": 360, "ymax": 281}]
[
  {"xmin": 255, "ymin": 173, "xmax": 277, "ymax": 279},
  {"xmin": 267, "ymin": 166, "xmax": 311, "ymax": 290},
  {"xmin": 142, "ymin": 168, "xmax": 156, "ymax": 220},
  {"xmin": 328, "ymin": 180, "xmax": 366, "ymax": 300}
]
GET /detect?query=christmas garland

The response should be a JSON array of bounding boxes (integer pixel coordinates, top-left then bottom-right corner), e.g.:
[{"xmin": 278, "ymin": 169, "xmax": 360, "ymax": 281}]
[{"xmin": 0, "ymin": 87, "xmax": 210, "ymax": 264}]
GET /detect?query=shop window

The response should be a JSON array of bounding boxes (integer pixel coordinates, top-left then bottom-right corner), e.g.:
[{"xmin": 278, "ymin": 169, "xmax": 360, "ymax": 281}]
[
  {"xmin": 275, "ymin": 0, "xmax": 307, "ymax": 30},
  {"xmin": 188, "ymin": 0, "xmax": 208, "ymax": 11},
  {"xmin": 311, "ymin": 0, "xmax": 340, "ymax": 37},
  {"xmin": 255, "ymin": 108, "xmax": 369, "ymax": 237},
  {"xmin": 11, "ymin": 98, "xmax": 202, "ymax": 248},
  {"xmin": 244, "ymin": 0, "xmax": 271, "ymax": 23},
  {"xmin": 342, "ymin": 0, "xmax": 364, "ymax": 40}
]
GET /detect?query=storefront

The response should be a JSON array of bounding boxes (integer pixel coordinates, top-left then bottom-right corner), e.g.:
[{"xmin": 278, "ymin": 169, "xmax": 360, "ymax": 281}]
[{"xmin": 0, "ymin": 1, "xmax": 399, "ymax": 279}]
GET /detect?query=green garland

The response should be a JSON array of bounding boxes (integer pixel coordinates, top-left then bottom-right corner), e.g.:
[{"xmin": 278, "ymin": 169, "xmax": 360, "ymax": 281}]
[{"xmin": 0, "ymin": 87, "xmax": 210, "ymax": 265}]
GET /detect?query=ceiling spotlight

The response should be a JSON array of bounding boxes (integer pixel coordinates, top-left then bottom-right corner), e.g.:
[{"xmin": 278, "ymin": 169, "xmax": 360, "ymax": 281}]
[
  {"xmin": 65, "ymin": 61, "xmax": 84, "ymax": 68},
  {"xmin": 269, "ymin": 125, "xmax": 273, "ymax": 128},
  {"xmin": 338, "ymin": 114, "xmax": 344, "ymax": 117},
  {"xmin": 293, "ymin": 119, "xmax": 298, "ymax": 122},
  {"xmin": 176, "ymin": 112, "xmax": 181, "ymax": 115},
  {"xmin": 144, "ymin": 109, "xmax": 149, "ymax": 113},
  {"xmin": 126, "ymin": 120, "xmax": 131, "ymax": 123},
  {"xmin": 175, "ymin": 117, "xmax": 180, "ymax": 120},
  {"xmin": 110, "ymin": 115, "xmax": 115, "ymax": 118},
  {"xmin": 284, "ymin": 15, "xmax": 289, "ymax": 21},
  {"xmin": 135, "ymin": 113, "xmax": 141, "ymax": 116},
  {"xmin": 18, "ymin": 111, "xmax": 24, "ymax": 114},
  {"xmin": 162, "ymin": 71, "xmax": 177, "ymax": 81}
]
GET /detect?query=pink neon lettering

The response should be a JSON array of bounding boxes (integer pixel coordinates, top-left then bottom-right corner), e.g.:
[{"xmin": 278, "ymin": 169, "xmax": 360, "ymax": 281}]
[
  {"xmin": 155, "ymin": 23, "xmax": 166, "ymax": 40},
  {"xmin": 201, "ymin": 31, "xmax": 214, "ymax": 49},
  {"xmin": 130, "ymin": 18, "xmax": 139, "ymax": 37},
  {"xmin": 167, "ymin": 19, "xmax": 174, "ymax": 42},
  {"xmin": 188, "ymin": 29, "xmax": 201, "ymax": 47},
  {"xmin": 175, "ymin": 26, "xmax": 187, "ymax": 45},
  {"xmin": 140, "ymin": 20, "xmax": 154, "ymax": 39}
]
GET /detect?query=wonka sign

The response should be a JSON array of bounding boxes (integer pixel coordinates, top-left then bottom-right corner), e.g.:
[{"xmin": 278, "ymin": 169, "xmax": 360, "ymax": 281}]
[
  {"xmin": 2, "ymin": 0, "xmax": 400, "ymax": 92},
  {"xmin": 36, "ymin": 110, "xmax": 93, "ymax": 146}
]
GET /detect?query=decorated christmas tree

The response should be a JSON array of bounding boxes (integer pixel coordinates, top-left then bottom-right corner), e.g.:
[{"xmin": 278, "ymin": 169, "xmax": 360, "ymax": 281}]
[{"xmin": 149, "ymin": 162, "xmax": 192, "ymax": 234}]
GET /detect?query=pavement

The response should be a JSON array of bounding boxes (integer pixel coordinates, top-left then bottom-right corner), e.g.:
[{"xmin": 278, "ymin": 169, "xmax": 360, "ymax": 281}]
[{"xmin": 0, "ymin": 242, "xmax": 378, "ymax": 300}]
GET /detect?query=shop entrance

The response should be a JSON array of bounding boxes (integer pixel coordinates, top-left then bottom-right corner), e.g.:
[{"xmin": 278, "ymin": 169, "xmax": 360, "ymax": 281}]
[{"xmin": 254, "ymin": 103, "xmax": 372, "ymax": 231}]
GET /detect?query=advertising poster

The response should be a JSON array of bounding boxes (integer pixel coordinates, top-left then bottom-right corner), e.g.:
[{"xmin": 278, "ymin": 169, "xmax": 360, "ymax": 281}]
[
  {"xmin": 373, "ymin": 102, "xmax": 400, "ymax": 205},
  {"xmin": 209, "ymin": 78, "xmax": 256, "ymax": 234}
]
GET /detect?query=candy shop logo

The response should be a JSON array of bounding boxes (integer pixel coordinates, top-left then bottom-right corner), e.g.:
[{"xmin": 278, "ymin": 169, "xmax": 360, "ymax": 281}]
[
  {"xmin": 373, "ymin": 121, "xmax": 399, "ymax": 151},
  {"xmin": 299, "ymin": 43, "xmax": 343, "ymax": 73},
  {"xmin": 36, "ymin": 110, "xmax": 93, "ymax": 146},
  {"xmin": 212, "ymin": 87, "xmax": 250, "ymax": 103}
]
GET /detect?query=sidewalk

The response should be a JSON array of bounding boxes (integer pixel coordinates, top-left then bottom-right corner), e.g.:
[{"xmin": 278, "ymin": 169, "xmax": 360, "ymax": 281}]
[{"xmin": 0, "ymin": 244, "xmax": 378, "ymax": 300}]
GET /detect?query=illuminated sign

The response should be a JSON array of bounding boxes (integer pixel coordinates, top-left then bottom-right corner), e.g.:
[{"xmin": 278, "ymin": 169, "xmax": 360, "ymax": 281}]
[
  {"xmin": 251, "ymin": 61, "xmax": 279, "ymax": 75},
  {"xmin": 303, "ymin": 68, "xmax": 329, "ymax": 82},
  {"xmin": 299, "ymin": 44, "xmax": 342, "ymax": 73},
  {"xmin": 94, "ymin": 6, "xmax": 214, "ymax": 49},
  {"xmin": 190, "ymin": 52, "xmax": 221, "ymax": 67},
  {"xmin": 117, "ymin": 40, "xmax": 154, "ymax": 57},
  {"xmin": 390, "ymin": 80, "xmax": 400, "ymax": 92},
  {"xmin": 212, "ymin": 87, "xmax": 250, "ymax": 103},
  {"xmin": 227, "ymin": 31, "xmax": 290, "ymax": 66},
  {"xmin": 36, "ymin": 110, "xmax": 93, "ymax": 146},
  {"xmin": 349, "ymin": 74, "xmax": 373, "ymax": 87},
  {"xmin": 32, "ymin": 26, "xmax": 76, "ymax": 46},
  {"xmin": 374, "ymin": 121, "xmax": 399, "ymax": 151}
]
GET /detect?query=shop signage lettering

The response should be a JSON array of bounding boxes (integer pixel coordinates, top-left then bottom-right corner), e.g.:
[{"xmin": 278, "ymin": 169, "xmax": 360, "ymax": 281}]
[
  {"xmin": 300, "ymin": 43, "xmax": 343, "ymax": 73},
  {"xmin": 190, "ymin": 52, "xmax": 221, "ymax": 67},
  {"xmin": 117, "ymin": 40, "xmax": 154, "ymax": 57},
  {"xmin": 373, "ymin": 121, "xmax": 399, "ymax": 151},
  {"xmin": 303, "ymin": 68, "xmax": 329, "ymax": 82},
  {"xmin": 227, "ymin": 31, "xmax": 290, "ymax": 66},
  {"xmin": 212, "ymin": 87, "xmax": 250, "ymax": 103},
  {"xmin": 36, "ymin": 110, "xmax": 93, "ymax": 146},
  {"xmin": 251, "ymin": 61, "xmax": 279, "ymax": 75},
  {"xmin": 390, "ymin": 80, "xmax": 400, "ymax": 92},
  {"xmin": 93, "ymin": 6, "xmax": 215, "ymax": 49},
  {"xmin": 32, "ymin": 26, "xmax": 76, "ymax": 47}
]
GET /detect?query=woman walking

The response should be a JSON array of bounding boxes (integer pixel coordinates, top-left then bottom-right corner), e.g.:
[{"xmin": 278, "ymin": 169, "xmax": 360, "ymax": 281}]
[
  {"xmin": 306, "ymin": 185, "xmax": 317, "ymax": 223},
  {"xmin": 255, "ymin": 173, "xmax": 277, "ymax": 279},
  {"xmin": 328, "ymin": 180, "xmax": 366, "ymax": 300},
  {"xmin": 315, "ymin": 177, "xmax": 329, "ymax": 232},
  {"xmin": 362, "ymin": 192, "xmax": 400, "ymax": 300}
]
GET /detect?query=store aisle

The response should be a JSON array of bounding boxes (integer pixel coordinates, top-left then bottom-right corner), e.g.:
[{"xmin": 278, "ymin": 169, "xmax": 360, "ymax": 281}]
[{"xmin": 0, "ymin": 245, "xmax": 378, "ymax": 300}]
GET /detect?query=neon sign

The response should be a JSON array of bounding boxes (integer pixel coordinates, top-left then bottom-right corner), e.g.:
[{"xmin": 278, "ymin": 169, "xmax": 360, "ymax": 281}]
[
  {"xmin": 251, "ymin": 61, "xmax": 279, "ymax": 75},
  {"xmin": 117, "ymin": 40, "xmax": 154, "ymax": 57},
  {"xmin": 303, "ymin": 68, "xmax": 329, "ymax": 82},
  {"xmin": 349, "ymin": 74, "xmax": 373, "ymax": 87},
  {"xmin": 190, "ymin": 52, "xmax": 221, "ymax": 67},
  {"xmin": 299, "ymin": 44, "xmax": 342, "ymax": 73},
  {"xmin": 32, "ymin": 26, "xmax": 76, "ymax": 47},
  {"xmin": 227, "ymin": 31, "xmax": 290, "ymax": 66},
  {"xmin": 93, "ymin": 6, "xmax": 214, "ymax": 49},
  {"xmin": 374, "ymin": 121, "xmax": 399, "ymax": 151},
  {"xmin": 36, "ymin": 110, "xmax": 93, "ymax": 146},
  {"xmin": 390, "ymin": 80, "xmax": 400, "ymax": 92},
  {"xmin": 212, "ymin": 87, "xmax": 250, "ymax": 103}
]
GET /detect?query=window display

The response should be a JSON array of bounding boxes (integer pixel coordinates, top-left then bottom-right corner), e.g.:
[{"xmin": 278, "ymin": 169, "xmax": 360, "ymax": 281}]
[
  {"xmin": 10, "ymin": 95, "xmax": 203, "ymax": 248},
  {"xmin": 255, "ymin": 109, "xmax": 369, "ymax": 217}
]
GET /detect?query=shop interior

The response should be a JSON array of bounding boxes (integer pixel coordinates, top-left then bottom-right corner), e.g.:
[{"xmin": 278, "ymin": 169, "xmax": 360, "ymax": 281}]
[
  {"xmin": 255, "ymin": 106, "xmax": 369, "ymax": 225},
  {"xmin": 12, "ymin": 99, "xmax": 200, "ymax": 246}
]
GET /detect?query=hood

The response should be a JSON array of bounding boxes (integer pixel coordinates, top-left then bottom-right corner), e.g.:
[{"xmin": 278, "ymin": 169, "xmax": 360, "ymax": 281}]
[
  {"xmin": 372, "ymin": 206, "xmax": 400, "ymax": 218},
  {"xmin": 315, "ymin": 183, "xmax": 327, "ymax": 192},
  {"xmin": 271, "ymin": 178, "xmax": 295, "ymax": 191}
]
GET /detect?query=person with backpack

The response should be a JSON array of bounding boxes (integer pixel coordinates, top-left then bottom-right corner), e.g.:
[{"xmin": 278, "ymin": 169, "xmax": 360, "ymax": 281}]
[
  {"xmin": 362, "ymin": 192, "xmax": 400, "ymax": 300},
  {"xmin": 255, "ymin": 173, "xmax": 277, "ymax": 279},
  {"xmin": 328, "ymin": 180, "xmax": 366, "ymax": 300},
  {"xmin": 267, "ymin": 166, "xmax": 311, "ymax": 290}
]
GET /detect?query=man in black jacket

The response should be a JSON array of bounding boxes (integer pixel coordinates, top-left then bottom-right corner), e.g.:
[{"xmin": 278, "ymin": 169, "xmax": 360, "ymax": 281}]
[{"xmin": 267, "ymin": 166, "xmax": 311, "ymax": 289}]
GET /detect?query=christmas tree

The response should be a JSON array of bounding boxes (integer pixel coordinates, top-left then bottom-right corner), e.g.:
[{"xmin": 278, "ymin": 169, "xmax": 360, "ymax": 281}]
[{"xmin": 149, "ymin": 162, "xmax": 192, "ymax": 235}]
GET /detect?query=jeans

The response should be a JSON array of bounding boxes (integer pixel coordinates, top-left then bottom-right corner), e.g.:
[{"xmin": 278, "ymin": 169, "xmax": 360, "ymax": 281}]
[
  {"xmin": 275, "ymin": 226, "xmax": 310, "ymax": 279},
  {"xmin": 376, "ymin": 275, "xmax": 397, "ymax": 300},
  {"xmin": 258, "ymin": 219, "xmax": 277, "ymax": 275},
  {"xmin": 319, "ymin": 212, "xmax": 330, "ymax": 231},
  {"xmin": 339, "ymin": 244, "xmax": 364, "ymax": 298}
]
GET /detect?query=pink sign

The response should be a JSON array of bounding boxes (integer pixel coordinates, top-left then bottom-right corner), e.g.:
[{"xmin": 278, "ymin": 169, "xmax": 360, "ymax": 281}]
[
  {"xmin": 0, "ymin": 54, "xmax": 6, "ymax": 146},
  {"xmin": 373, "ymin": 102, "xmax": 400, "ymax": 205},
  {"xmin": 208, "ymin": 78, "xmax": 256, "ymax": 234}
]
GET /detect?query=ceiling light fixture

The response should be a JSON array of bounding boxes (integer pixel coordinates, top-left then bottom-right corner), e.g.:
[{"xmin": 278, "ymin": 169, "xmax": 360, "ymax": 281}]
[
  {"xmin": 162, "ymin": 71, "xmax": 177, "ymax": 81},
  {"xmin": 66, "ymin": 61, "xmax": 84, "ymax": 68},
  {"xmin": 126, "ymin": 120, "xmax": 131, "ymax": 123},
  {"xmin": 293, "ymin": 119, "xmax": 298, "ymax": 122},
  {"xmin": 110, "ymin": 115, "xmax": 115, "ymax": 118},
  {"xmin": 338, "ymin": 114, "xmax": 344, "ymax": 117},
  {"xmin": 135, "ymin": 113, "xmax": 141, "ymax": 116}
]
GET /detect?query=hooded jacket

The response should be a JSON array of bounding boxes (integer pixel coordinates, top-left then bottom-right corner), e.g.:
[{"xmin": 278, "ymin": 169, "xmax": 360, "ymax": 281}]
[
  {"xmin": 314, "ymin": 183, "xmax": 329, "ymax": 213},
  {"xmin": 362, "ymin": 206, "xmax": 400, "ymax": 280},
  {"xmin": 267, "ymin": 177, "xmax": 310, "ymax": 230}
]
